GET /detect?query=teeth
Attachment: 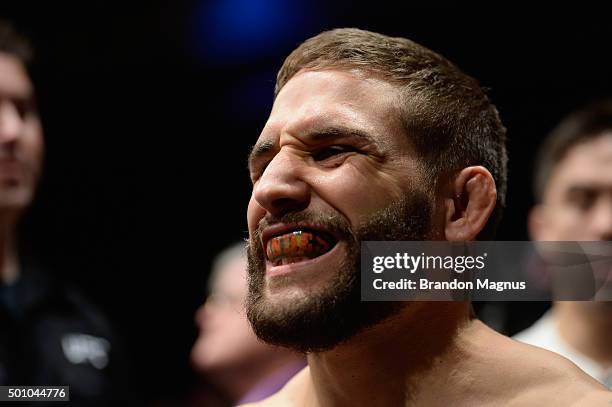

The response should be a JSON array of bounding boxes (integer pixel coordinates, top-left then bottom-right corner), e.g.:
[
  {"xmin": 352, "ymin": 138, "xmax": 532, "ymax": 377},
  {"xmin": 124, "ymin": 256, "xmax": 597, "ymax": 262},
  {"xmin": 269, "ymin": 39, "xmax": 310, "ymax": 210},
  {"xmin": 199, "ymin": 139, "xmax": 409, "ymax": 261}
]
[
  {"xmin": 266, "ymin": 230, "xmax": 334, "ymax": 264},
  {"xmin": 281, "ymin": 256, "xmax": 308, "ymax": 265}
]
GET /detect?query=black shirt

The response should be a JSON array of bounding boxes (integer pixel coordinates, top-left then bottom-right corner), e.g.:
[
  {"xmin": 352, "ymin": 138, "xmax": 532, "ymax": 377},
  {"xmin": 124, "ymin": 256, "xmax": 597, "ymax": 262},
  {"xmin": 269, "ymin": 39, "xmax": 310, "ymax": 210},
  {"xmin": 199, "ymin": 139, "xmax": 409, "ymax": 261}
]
[{"xmin": 0, "ymin": 262, "xmax": 132, "ymax": 406}]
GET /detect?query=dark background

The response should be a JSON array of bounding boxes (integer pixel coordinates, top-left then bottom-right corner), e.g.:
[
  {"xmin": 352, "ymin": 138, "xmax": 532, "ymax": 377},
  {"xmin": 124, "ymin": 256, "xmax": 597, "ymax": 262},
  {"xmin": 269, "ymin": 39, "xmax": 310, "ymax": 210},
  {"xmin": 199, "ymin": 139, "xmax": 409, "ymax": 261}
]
[{"xmin": 1, "ymin": 1, "xmax": 611, "ymax": 403}]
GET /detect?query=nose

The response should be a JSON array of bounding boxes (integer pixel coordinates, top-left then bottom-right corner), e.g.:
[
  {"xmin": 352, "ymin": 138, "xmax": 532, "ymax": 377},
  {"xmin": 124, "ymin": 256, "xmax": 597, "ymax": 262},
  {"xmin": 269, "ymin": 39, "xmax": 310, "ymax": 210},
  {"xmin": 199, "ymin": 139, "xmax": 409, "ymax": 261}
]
[
  {"xmin": 194, "ymin": 303, "xmax": 206, "ymax": 327},
  {"xmin": 252, "ymin": 149, "xmax": 311, "ymax": 217},
  {"xmin": 195, "ymin": 297, "xmax": 221, "ymax": 330},
  {"xmin": 590, "ymin": 195, "xmax": 612, "ymax": 240},
  {"xmin": 0, "ymin": 100, "xmax": 23, "ymax": 144}
]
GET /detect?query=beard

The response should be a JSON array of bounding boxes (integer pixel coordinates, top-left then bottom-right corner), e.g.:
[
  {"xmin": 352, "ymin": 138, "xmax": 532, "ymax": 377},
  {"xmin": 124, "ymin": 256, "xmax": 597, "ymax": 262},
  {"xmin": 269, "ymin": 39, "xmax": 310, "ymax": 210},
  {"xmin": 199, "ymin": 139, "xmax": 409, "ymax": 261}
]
[{"xmin": 246, "ymin": 191, "xmax": 433, "ymax": 353}]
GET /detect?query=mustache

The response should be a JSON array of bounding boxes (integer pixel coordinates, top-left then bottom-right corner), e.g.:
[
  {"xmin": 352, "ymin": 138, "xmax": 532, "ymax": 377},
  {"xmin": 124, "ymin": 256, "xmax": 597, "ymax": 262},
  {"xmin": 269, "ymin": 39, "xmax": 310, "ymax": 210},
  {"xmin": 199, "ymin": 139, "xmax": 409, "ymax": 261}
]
[{"xmin": 252, "ymin": 210, "xmax": 354, "ymax": 243}]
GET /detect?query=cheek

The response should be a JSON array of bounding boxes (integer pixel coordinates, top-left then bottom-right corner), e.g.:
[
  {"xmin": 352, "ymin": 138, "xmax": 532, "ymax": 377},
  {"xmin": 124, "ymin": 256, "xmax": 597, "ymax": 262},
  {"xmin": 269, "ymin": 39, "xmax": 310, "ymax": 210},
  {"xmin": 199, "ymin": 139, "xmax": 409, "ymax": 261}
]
[
  {"xmin": 310, "ymin": 161, "xmax": 406, "ymax": 224},
  {"xmin": 215, "ymin": 313, "xmax": 258, "ymax": 348},
  {"xmin": 247, "ymin": 195, "xmax": 264, "ymax": 233},
  {"xmin": 22, "ymin": 123, "xmax": 44, "ymax": 162},
  {"xmin": 546, "ymin": 207, "xmax": 588, "ymax": 239}
]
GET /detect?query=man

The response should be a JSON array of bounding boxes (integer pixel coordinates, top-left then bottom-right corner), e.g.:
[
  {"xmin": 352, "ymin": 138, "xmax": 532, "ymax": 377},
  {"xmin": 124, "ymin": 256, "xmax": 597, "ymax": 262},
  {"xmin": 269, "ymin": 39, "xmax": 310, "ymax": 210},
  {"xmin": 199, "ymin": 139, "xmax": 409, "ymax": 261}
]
[
  {"xmin": 514, "ymin": 101, "xmax": 612, "ymax": 388},
  {"xmin": 243, "ymin": 28, "xmax": 610, "ymax": 405},
  {"xmin": 0, "ymin": 21, "xmax": 128, "ymax": 404},
  {"xmin": 191, "ymin": 242, "xmax": 305, "ymax": 405}
]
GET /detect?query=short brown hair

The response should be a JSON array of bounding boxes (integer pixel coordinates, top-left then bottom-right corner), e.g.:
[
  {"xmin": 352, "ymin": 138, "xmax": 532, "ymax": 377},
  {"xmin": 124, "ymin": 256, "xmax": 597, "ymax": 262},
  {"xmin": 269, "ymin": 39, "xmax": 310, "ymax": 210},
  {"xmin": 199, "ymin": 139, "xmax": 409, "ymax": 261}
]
[
  {"xmin": 275, "ymin": 28, "xmax": 507, "ymax": 239},
  {"xmin": 534, "ymin": 101, "xmax": 612, "ymax": 203},
  {"xmin": 0, "ymin": 20, "xmax": 33, "ymax": 66}
]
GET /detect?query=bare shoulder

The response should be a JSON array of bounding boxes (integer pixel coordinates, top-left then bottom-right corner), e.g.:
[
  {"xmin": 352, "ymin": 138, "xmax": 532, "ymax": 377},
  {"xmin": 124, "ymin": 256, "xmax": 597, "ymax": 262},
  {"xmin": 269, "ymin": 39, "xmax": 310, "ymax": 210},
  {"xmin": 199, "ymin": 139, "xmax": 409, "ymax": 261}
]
[
  {"xmin": 238, "ymin": 366, "xmax": 310, "ymax": 407},
  {"xmin": 568, "ymin": 390, "xmax": 612, "ymax": 406},
  {"xmin": 509, "ymin": 380, "xmax": 611, "ymax": 406},
  {"xmin": 507, "ymin": 342, "xmax": 611, "ymax": 406},
  {"xmin": 469, "ymin": 322, "xmax": 611, "ymax": 405}
]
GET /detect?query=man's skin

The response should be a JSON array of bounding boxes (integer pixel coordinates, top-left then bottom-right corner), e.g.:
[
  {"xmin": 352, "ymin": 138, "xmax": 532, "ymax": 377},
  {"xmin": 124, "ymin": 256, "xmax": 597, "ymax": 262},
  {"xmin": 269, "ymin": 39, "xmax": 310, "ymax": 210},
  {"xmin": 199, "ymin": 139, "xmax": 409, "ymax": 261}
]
[
  {"xmin": 243, "ymin": 69, "xmax": 610, "ymax": 406},
  {"xmin": 0, "ymin": 52, "xmax": 43, "ymax": 285},
  {"xmin": 528, "ymin": 133, "xmax": 612, "ymax": 374}
]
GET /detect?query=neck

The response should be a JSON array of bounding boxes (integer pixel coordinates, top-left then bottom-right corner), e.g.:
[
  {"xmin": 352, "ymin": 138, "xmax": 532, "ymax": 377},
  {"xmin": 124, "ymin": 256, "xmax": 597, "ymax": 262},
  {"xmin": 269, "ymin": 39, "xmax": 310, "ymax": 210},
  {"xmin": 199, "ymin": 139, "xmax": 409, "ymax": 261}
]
[
  {"xmin": 306, "ymin": 302, "xmax": 473, "ymax": 407},
  {"xmin": 217, "ymin": 352, "xmax": 304, "ymax": 402},
  {"xmin": 555, "ymin": 302, "xmax": 612, "ymax": 368},
  {"xmin": 0, "ymin": 212, "xmax": 19, "ymax": 285}
]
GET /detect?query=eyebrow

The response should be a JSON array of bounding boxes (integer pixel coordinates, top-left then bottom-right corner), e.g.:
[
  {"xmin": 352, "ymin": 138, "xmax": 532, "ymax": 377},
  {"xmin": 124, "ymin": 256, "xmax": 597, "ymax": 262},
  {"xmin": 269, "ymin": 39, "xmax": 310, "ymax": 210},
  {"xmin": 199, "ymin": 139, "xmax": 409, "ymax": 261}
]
[
  {"xmin": 247, "ymin": 139, "xmax": 276, "ymax": 173},
  {"xmin": 247, "ymin": 125, "xmax": 377, "ymax": 173},
  {"xmin": 566, "ymin": 184, "xmax": 612, "ymax": 195}
]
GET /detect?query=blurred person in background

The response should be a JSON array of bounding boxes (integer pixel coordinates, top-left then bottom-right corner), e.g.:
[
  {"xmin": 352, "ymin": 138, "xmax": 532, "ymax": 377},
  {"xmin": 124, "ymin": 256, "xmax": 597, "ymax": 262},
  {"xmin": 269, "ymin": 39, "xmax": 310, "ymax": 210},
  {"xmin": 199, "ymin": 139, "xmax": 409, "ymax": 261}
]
[
  {"xmin": 191, "ymin": 242, "xmax": 305, "ymax": 406},
  {"xmin": 0, "ymin": 20, "xmax": 129, "ymax": 404},
  {"xmin": 515, "ymin": 101, "xmax": 612, "ymax": 388}
]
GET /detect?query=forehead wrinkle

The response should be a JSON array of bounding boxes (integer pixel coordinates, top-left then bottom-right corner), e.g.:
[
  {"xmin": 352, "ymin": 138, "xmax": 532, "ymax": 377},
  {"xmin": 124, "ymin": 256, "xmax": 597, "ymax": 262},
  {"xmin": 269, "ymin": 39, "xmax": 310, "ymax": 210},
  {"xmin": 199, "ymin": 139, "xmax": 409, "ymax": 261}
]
[
  {"xmin": 282, "ymin": 101, "xmax": 396, "ymax": 150},
  {"xmin": 251, "ymin": 70, "xmax": 410, "ymax": 170},
  {"xmin": 277, "ymin": 69, "xmax": 400, "ymax": 129},
  {"xmin": 263, "ymin": 105, "xmax": 375, "ymax": 143}
]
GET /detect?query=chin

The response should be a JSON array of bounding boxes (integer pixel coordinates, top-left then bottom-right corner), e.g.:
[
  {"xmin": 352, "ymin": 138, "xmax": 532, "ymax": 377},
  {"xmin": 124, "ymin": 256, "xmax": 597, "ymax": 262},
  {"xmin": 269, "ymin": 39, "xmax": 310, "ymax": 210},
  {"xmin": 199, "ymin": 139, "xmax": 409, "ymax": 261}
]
[{"xmin": 0, "ymin": 189, "xmax": 34, "ymax": 211}]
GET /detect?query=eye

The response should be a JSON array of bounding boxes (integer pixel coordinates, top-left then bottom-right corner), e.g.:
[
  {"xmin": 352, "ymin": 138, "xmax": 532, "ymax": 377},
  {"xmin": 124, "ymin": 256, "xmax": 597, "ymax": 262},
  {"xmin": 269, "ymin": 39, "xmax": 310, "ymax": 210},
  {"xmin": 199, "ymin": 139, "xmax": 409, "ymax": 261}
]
[
  {"xmin": 250, "ymin": 158, "xmax": 274, "ymax": 183},
  {"xmin": 13, "ymin": 98, "xmax": 36, "ymax": 119},
  {"xmin": 312, "ymin": 145, "xmax": 357, "ymax": 161},
  {"xmin": 567, "ymin": 190, "xmax": 596, "ymax": 211}
]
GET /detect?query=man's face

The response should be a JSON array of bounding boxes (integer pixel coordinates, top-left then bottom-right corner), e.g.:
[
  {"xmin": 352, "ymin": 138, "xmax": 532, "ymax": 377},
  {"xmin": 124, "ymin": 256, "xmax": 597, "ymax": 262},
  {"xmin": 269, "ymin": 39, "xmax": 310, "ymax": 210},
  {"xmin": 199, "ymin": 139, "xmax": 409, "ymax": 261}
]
[
  {"xmin": 191, "ymin": 256, "xmax": 274, "ymax": 373},
  {"xmin": 0, "ymin": 53, "xmax": 43, "ymax": 212},
  {"xmin": 246, "ymin": 70, "xmax": 435, "ymax": 352},
  {"xmin": 534, "ymin": 134, "xmax": 612, "ymax": 241}
]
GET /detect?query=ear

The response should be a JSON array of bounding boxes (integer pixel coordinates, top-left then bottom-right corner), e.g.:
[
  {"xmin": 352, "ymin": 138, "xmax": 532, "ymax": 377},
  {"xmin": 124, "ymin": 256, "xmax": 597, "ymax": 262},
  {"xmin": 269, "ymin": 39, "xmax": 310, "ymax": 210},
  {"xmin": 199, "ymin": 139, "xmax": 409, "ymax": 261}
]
[{"xmin": 444, "ymin": 166, "xmax": 497, "ymax": 241}]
